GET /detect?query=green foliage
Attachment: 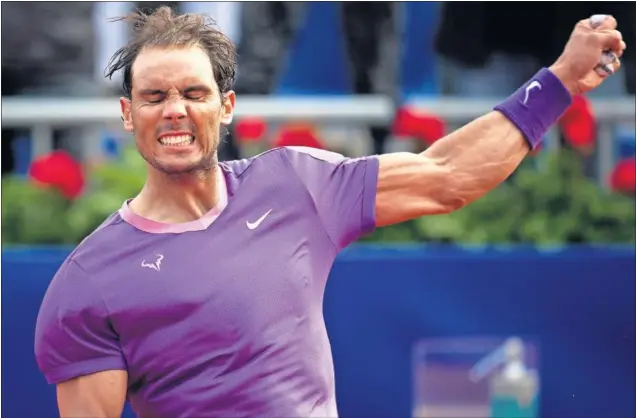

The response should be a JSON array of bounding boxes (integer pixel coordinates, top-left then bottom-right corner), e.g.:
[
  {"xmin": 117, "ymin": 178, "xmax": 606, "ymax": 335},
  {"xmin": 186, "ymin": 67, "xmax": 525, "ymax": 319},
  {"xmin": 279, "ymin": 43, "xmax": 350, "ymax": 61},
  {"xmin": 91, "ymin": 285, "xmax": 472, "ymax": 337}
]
[
  {"xmin": 1, "ymin": 176, "xmax": 75, "ymax": 245},
  {"xmin": 2, "ymin": 148, "xmax": 634, "ymax": 246},
  {"xmin": 2, "ymin": 147, "xmax": 146, "ymax": 246}
]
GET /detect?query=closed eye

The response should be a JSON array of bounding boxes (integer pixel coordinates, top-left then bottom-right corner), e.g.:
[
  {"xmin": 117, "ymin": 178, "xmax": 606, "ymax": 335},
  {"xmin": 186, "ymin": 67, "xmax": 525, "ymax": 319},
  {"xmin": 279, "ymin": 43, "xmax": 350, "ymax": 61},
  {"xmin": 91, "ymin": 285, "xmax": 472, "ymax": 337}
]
[
  {"xmin": 140, "ymin": 89, "xmax": 165, "ymax": 104},
  {"xmin": 185, "ymin": 94, "xmax": 206, "ymax": 101},
  {"xmin": 184, "ymin": 85, "xmax": 211, "ymax": 101}
]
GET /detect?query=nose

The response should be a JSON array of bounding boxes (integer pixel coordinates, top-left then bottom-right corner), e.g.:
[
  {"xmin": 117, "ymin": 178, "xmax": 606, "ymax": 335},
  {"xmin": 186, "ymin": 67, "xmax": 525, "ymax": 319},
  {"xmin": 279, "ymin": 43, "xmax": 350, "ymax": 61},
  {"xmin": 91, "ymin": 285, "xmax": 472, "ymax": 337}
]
[{"xmin": 162, "ymin": 97, "xmax": 187, "ymax": 121}]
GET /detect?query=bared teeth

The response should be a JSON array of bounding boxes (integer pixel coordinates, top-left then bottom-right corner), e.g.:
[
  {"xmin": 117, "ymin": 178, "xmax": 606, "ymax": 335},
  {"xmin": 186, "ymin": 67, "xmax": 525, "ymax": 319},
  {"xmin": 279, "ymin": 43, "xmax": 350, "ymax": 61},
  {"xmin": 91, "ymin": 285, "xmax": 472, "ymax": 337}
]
[{"xmin": 159, "ymin": 135, "xmax": 194, "ymax": 146}]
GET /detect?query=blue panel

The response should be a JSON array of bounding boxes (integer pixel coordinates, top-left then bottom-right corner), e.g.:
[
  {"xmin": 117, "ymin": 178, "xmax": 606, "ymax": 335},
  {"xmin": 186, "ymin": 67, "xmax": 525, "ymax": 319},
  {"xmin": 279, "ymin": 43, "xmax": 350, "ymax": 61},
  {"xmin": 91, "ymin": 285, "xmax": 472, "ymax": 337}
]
[
  {"xmin": 399, "ymin": 2, "xmax": 441, "ymax": 99},
  {"xmin": 615, "ymin": 125, "xmax": 636, "ymax": 160},
  {"xmin": 2, "ymin": 245, "xmax": 634, "ymax": 418},
  {"xmin": 275, "ymin": 2, "xmax": 351, "ymax": 96},
  {"xmin": 13, "ymin": 136, "xmax": 32, "ymax": 175}
]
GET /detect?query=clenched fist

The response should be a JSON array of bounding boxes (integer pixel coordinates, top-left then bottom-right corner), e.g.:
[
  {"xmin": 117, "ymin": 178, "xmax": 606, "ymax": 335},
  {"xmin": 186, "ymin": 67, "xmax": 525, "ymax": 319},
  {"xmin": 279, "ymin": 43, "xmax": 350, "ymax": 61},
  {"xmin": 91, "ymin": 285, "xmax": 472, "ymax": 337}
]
[{"xmin": 550, "ymin": 15, "xmax": 626, "ymax": 96}]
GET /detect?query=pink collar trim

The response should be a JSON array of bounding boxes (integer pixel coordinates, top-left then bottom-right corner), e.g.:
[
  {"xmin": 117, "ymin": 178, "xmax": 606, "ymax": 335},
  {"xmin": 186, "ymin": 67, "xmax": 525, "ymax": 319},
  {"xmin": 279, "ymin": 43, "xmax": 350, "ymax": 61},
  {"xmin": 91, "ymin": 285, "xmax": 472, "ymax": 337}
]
[{"xmin": 119, "ymin": 171, "xmax": 228, "ymax": 234}]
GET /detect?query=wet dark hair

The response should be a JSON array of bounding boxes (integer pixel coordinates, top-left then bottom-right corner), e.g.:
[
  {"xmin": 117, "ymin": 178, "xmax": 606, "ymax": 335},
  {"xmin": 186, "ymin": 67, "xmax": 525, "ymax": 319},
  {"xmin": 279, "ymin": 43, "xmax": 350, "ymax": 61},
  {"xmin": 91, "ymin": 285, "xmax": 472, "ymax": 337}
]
[{"xmin": 104, "ymin": 6, "xmax": 237, "ymax": 98}]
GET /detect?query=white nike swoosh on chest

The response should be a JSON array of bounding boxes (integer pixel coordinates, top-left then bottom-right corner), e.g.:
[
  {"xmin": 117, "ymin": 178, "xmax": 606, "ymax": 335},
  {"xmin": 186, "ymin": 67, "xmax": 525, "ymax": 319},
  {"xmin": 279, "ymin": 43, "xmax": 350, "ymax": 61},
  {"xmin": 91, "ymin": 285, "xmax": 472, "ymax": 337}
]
[{"xmin": 246, "ymin": 209, "xmax": 272, "ymax": 229}]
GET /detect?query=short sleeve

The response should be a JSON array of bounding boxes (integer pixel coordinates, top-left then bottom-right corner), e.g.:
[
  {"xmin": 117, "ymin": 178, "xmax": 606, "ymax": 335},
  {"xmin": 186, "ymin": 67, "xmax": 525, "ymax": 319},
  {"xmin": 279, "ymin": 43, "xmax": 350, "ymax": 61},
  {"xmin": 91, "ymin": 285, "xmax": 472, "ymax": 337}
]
[
  {"xmin": 34, "ymin": 259, "xmax": 127, "ymax": 384},
  {"xmin": 283, "ymin": 146, "xmax": 380, "ymax": 250}
]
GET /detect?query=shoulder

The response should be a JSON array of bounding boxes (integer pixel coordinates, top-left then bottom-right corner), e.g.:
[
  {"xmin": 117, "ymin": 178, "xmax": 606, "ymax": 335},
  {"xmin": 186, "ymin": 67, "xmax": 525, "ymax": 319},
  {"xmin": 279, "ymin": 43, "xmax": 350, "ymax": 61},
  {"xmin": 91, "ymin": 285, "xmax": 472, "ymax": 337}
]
[
  {"xmin": 220, "ymin": 147, "xmax": 288, "ymax": 178},
  {"xmin": 65, "ymin": 210, "xmax": 136, "ymax": 279},
  {"xmin": 220, "ymin": 147, "xmax": 349, "ymax": 176},
  {"xmin": 283, "ymin": 146, "xmax": 378, "ymax": 168},
  {"xmin": 283, "ymin": 146, "xmax": 346, "ymax": 162},
  {"xmin": 220, "ymin": 147, "xmax": 378, "ymax": 193},
  {"xmin": 36, "ymin": 211, "xmax": 126, "ymax": 313}
]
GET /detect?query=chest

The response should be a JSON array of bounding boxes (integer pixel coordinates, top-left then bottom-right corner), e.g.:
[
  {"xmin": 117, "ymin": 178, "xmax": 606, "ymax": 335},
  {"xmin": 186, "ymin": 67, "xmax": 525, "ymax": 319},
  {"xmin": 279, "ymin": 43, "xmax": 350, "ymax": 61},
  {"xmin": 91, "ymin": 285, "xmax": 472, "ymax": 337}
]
[{"xmin": 100, "ymin": 200, "xmax": 335, "ymax": 370}]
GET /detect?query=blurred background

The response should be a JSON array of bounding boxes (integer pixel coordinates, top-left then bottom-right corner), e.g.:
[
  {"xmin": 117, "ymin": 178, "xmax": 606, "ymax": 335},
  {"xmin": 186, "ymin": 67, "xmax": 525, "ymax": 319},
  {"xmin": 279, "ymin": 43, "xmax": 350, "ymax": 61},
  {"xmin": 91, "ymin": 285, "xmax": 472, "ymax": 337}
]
[{"xmin": 1, "ymin": 2, "xmax": 635, "ymax": 418}]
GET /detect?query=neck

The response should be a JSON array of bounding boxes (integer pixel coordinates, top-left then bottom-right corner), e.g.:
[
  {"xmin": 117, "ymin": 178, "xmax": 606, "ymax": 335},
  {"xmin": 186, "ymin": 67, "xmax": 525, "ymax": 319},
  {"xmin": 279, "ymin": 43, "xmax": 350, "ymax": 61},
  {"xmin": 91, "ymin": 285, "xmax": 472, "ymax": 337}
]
[{"xmin": 130, "ymin": 163, "xmax": 222, "ymax": 224}]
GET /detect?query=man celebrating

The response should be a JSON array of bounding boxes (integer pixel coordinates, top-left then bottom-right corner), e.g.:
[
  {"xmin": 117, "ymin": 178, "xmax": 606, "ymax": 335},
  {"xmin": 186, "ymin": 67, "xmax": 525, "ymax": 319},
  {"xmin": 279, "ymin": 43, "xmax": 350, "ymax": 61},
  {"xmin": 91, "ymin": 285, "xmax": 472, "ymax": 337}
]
[{"xmin": 35, "ymin": 8, "xmax": 625, "ymax": 418}]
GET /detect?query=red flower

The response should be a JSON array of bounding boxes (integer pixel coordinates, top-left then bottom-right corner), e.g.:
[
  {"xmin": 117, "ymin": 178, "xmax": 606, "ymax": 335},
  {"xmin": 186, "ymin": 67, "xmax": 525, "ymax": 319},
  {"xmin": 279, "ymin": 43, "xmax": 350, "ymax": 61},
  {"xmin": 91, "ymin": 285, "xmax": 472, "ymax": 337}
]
[
  {"xmin": 28, "ymin": 150, "xmax": 85, "ymax": 200},
  {"xmin": 234, "ymin": 118, "xmax": 267, "ymax": 143},
  {"xmin": 274, "ymin": 125, "xmax": 325, "ymax": 149},
  {"xmin": 559, "ymin": 95, "xmax": 596, "ymax": 151},
  {"xmin": 609, "ymin": 157, "xmax": 636, "ymax": 194},
  {"xmin": 393, "ymin": 106, "xmax": 446, "ymax": 145}
]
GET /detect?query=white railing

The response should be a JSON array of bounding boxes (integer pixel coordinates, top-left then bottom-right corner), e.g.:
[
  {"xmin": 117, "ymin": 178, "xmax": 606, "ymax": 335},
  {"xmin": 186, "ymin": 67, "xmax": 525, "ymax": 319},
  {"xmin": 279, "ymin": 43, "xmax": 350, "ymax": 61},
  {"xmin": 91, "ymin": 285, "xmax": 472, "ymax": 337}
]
[
  {"xmin": 1, "ymin": 96, "xmax": 395, "ymax": 126},
  {"xmin": 4, "ymin": 95, "xmax": 634, "ymax": 126},
  {"xmin": 2, "ymin": 95, "xmax": 635, "ymax": 186}
]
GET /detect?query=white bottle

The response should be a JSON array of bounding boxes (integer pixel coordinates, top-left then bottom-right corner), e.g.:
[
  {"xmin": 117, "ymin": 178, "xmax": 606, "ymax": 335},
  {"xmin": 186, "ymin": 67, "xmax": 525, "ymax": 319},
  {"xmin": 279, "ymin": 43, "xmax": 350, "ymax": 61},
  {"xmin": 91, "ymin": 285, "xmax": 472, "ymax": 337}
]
[{"xmin": 470, "ymin": 338, "xmax": 539, "ymax": 418}]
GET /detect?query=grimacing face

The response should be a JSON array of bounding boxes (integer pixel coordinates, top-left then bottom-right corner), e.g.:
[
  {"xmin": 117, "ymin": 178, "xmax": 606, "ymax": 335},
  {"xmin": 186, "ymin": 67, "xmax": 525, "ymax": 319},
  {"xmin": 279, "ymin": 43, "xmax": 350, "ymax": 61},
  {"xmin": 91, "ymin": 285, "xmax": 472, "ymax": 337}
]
[{"xmin": 120, "ymin": 45, "xmax": 235, "ymax": 176}]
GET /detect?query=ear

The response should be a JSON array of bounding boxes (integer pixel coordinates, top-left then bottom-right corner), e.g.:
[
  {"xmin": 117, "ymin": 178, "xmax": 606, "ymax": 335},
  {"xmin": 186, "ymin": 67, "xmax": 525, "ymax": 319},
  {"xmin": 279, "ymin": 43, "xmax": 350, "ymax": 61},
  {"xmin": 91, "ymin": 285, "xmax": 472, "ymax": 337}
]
[
  {"xmin": 220, "ymin": 91, "xmax": 235, "ymax": 126},
  {"xmin": 120, "ymin": 97, "xmax": 134, "ymax": 133}
]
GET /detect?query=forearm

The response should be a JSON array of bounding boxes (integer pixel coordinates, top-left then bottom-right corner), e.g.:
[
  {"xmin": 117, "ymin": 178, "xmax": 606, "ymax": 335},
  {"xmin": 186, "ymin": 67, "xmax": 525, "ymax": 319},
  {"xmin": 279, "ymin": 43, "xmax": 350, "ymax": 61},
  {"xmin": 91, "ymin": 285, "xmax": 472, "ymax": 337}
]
[
  {"xmin": 420, "ymin": 111, "xmax": 531, "ymax": 208},
  {"xmin": 422, "ymin": 65, "xmax": 574, "ymax": 207}
]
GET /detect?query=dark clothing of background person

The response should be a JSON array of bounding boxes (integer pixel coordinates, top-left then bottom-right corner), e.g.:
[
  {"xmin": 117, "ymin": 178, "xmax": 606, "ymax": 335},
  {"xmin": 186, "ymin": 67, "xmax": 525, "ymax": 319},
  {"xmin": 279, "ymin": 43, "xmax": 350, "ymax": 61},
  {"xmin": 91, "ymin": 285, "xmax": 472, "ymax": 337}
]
[
  {"xmin": 435, "ymin": 2, "xmax": 635, "ymax": 94},
  {"xmin": 1, "ymin": 2, "xmax": 96, "ymax": 175},
  {"xmin": 231, "ymin": 2, "xmax": 399, "ymax": 156}
]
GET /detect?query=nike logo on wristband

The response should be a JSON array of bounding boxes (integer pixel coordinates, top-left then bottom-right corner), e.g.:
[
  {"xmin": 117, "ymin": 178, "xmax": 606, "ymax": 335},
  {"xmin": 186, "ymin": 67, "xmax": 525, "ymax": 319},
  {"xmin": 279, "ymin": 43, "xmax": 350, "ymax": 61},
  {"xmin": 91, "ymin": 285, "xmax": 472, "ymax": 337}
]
[{"xmin": 522, "ymin": 81, "xmax": 542, "ymax": 105}]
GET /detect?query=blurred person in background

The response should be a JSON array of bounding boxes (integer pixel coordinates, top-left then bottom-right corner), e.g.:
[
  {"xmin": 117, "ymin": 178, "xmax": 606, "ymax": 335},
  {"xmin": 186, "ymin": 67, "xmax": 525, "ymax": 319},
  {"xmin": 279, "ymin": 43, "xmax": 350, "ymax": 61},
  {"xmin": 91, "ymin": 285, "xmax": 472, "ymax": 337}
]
[
  {"xmin": 341, "ymin": 2, "xmax": 399, "ymax": 155},
  {"xmin": 1, "ymin": 1, "xmax": 97, "ymax": 175},
  {"xmin": 435, "ymin": 2, "xmax": 635, "ymax": 97},
  {"xmin": 230, "ymin": 2, "xmax": 399, "ymax": 156},
  {"xmin": 434, "ymin": 2, "xmax": 635, "ymax": 180},
  {"xmin": 219, "ymin": 1, "xmax": 301, "ymax": 159},
  {"xmin": 33, "ymin": 6, "xmax": 626, "ymax": 417}
]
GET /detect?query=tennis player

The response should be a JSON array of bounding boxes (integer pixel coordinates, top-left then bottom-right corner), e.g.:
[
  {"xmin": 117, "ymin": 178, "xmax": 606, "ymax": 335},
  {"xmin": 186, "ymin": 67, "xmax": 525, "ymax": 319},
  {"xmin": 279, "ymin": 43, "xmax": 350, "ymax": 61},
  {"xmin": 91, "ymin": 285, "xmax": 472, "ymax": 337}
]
[{"xmin": 35, "ymin": 8, "xmax": 625, "ymax": 418}]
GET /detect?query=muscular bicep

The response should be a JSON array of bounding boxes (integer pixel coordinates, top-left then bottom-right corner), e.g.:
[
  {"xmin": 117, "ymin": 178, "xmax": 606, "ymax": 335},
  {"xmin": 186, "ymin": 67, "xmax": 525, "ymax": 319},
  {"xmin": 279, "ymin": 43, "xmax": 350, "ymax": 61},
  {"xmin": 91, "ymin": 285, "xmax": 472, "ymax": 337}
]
[
  {"xmin": 375, "ymin": 152, "xmax": 457, "ymax": 227},
  {"xmin": 376, "ymin": 112, "xmax": 530, "ymax": 227},
  {"xmin": 57, "ymin": 370, "xmax": 127, "ymax": 418}
]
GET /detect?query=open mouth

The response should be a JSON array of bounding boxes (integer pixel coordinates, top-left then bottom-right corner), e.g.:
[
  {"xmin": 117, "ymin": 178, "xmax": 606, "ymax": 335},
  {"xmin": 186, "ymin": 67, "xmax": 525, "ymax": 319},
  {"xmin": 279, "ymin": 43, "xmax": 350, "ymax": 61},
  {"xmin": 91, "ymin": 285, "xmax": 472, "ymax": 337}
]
[{"xmin": 158, "ymin": 135, "xmax": 195, "ymax": 147}]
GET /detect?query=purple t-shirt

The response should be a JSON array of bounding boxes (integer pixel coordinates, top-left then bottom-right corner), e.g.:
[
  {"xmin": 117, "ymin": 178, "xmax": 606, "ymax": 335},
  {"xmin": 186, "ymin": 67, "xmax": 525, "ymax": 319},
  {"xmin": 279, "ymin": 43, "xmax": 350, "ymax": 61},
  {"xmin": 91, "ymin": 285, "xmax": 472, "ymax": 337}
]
[{"xmin": 35, "ymin": 147, "xmax": 379, "ymax": 418}]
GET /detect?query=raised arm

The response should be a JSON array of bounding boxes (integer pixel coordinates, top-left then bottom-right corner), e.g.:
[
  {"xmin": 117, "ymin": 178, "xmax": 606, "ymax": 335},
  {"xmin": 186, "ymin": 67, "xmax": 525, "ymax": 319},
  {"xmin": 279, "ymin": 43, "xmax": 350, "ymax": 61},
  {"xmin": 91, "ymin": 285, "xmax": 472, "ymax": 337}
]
[
  {"xmin": 57, "ymin": 371, "xmax": 127, "ymax": 418},
  {"xmin": 375, "ymin": 15, "xmax": 626, "ymax": 227}
]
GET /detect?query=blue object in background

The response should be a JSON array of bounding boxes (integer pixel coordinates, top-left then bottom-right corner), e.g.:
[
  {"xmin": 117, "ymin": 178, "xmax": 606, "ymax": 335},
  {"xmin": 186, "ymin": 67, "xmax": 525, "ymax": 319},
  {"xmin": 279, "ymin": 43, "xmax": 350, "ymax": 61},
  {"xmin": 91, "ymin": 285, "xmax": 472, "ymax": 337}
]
[
  {"xmin": 276, "ymin": 2, "xmax": 443, "ymax": 99},
  {"xmin": 615, "ymin": 125, "xmax": 636, "ymax": 160},
  {"xmin": 2, "ymin": 245, "xmax": 634, "ymax": 418},
  {"xmin": 275, "ymin": 2, "xmax": 351, "ymax": 96},
  {"xmin": 101, "ymin": 133, "xmax": 121, "ymax": 159},
  {"xmin": 399, "ymin": 2, "xmax": 441, "ymax": 99},
  {"xmin": 13, "ymin": 136, "xmax": 32, "ymax": 175}
]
